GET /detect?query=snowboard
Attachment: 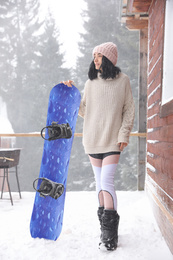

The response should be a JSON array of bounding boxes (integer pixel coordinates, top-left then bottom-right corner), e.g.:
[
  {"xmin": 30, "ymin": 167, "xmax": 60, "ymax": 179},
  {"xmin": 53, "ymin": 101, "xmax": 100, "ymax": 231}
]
[{"xmin": 30, "ymin": 83, "xmax": 81, "ymax": 240}]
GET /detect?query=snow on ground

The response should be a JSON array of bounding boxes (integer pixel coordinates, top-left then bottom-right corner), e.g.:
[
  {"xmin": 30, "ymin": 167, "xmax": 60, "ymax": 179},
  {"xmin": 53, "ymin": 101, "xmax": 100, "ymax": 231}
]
[{"xmin": 0, "ymin": 191, "xmax": 172, "ymax": 260}]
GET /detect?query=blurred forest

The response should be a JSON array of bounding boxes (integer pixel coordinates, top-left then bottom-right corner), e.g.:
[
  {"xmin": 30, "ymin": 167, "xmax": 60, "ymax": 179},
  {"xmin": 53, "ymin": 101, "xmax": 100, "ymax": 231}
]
[{"xmin": 0, "ymin": 0, "xmax": 139, "ymax": 191}]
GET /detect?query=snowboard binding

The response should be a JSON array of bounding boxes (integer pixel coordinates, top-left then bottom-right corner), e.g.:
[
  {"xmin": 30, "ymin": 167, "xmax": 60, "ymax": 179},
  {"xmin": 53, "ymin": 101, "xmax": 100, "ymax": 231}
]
[
  {"xmin": 33, "ymin": 177, "xmax": 64, "ymax": 199},
  {"xmin": 41, "ymin": 122, "xmax": 72, "ymax": 141}
]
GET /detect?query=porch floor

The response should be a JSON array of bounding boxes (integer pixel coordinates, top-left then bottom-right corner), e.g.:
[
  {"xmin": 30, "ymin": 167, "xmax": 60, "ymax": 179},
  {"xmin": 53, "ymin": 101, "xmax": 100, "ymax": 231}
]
[{"xmin": 0, "ymin": 191, "xmax": 172, "ymax": 260}]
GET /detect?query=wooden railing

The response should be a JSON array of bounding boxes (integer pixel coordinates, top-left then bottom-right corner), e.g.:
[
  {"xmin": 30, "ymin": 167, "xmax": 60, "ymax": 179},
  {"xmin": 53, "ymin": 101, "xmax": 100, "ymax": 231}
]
[{"xmin": 0, "ymin": 132, "xmax": 147, "ymax": 137}]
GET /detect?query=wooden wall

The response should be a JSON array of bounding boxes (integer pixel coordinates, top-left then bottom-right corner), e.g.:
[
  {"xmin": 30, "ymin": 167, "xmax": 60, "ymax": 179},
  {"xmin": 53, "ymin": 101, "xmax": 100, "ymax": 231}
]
[{"xmin": 146, "ymin": 0, "xmax": 173, "ymax": 254}]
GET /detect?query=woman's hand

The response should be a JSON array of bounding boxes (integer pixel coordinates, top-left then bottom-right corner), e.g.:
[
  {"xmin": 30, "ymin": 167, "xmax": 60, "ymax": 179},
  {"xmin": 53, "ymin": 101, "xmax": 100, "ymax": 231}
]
[
  {"xmin": 118, "ymin": 142, "xmax": 127, "ymax": 151},
  {"xmin": 60, "ymin": 80, "xmax": 74, "ymax": 87}
]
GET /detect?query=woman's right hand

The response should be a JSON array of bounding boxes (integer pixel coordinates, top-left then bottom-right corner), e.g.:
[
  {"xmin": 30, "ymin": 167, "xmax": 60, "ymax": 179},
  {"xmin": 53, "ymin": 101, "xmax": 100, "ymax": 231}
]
[{"xmin": 60, "ymin": 80, "xmax": 74, "ymax": 87}]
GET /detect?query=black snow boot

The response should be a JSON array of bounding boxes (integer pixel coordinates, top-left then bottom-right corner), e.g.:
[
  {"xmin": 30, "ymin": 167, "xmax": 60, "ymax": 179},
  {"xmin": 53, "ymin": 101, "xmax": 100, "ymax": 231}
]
[
  {"xmin": 101, "ymin": 209, "xmax": 120, "ymax": 251},
  {"xmin": 97, "ymin": 207, "xmax": 104, "ymax": 239}
]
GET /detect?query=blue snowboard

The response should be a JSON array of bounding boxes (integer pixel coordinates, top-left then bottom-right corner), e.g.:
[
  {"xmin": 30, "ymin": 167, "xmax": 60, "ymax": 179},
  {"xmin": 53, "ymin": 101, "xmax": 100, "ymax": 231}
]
[{"xmin": 30, "ymin": 83, "xmax": 81, "ymax": 240}]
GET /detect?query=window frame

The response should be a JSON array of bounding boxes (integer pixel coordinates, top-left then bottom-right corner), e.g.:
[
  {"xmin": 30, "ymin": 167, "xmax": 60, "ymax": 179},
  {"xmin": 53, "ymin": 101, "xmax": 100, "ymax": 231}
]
[{"xmin": 160, "ymin": 0, "xmax": 173, "ymax": 118}]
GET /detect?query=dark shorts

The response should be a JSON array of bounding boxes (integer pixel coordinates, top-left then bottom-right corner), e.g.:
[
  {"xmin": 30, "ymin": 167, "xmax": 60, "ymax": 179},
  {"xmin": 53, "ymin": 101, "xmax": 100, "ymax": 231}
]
[{"xmin": 89, "ymin": 151, "xmax": 120, "ymax": 160}]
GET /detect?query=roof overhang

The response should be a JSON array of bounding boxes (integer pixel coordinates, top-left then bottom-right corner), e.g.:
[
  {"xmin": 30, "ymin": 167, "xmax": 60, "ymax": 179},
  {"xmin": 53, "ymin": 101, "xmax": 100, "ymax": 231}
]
[{"xmin": 120, "ymin": 0, "xmax": 152, "ymax": 30}]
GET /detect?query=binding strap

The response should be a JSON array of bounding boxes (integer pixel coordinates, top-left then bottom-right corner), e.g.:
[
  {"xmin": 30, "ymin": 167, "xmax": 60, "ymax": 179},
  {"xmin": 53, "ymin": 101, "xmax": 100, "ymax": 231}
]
[
  {"xmin": 33, "ymin": 177, "xmax": 64, "ymax": 199},
  {"xmin": 41, "ymin": 122, "xmax": 72, "ymax": 141}
]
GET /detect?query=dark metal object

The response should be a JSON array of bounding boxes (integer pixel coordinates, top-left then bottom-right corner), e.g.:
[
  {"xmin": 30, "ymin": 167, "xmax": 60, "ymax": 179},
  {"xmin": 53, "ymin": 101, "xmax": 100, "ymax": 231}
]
[
  {"xmin": 41, "ymin": 122, "xmax": 72, "ymax": 141},
  {"xmin": 33, "ymin": 177, "xmax": 64, "ymax": 199},
  {"xmin": 0, "ymin": 149, "xmax": 21, "ymax": 205}
]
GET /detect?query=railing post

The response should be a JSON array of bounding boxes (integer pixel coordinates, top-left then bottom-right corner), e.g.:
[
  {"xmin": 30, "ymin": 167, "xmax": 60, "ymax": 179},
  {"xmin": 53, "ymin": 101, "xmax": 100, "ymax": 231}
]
[{"xmin": 137, "ymin": 28, "xmax": 148, "ymax": 190}]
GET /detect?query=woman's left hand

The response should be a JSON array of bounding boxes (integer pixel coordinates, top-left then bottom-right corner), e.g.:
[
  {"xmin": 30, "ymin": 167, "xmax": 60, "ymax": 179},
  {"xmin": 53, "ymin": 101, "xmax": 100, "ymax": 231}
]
[
  {"xmin": 118, "ymin": 142, "xmax": 128, "ymax": 151},
  {"xmin": 60, "ymin": 80, "xmax": 74, "ymax": 87}
]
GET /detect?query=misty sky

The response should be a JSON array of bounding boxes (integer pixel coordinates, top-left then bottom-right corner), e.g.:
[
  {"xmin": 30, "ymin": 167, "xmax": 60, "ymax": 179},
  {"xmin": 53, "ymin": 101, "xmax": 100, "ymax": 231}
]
[{"xmin": 39, "ymin": 0, "xmax": 87, "ymax": 68}]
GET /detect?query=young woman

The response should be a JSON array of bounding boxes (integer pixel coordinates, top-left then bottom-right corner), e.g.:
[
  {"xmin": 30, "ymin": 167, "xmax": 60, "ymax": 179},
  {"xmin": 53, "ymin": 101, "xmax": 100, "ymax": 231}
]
[{"xmin": 62, "ymin": 42, "xmax": 135, "ymax": 250}]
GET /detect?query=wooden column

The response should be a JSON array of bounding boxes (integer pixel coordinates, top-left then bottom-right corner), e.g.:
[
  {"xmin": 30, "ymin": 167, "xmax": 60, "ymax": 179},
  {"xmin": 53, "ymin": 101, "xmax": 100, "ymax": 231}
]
[{"xmin": 138, "ymin": 28, "xmax": 148, "ymax": 190}]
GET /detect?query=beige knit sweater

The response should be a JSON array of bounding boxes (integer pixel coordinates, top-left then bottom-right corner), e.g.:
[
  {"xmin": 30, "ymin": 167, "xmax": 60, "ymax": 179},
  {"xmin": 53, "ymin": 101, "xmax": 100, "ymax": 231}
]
[{"xmin": 78, "ymin": 72, "xmax": 135, "ymax": 154}]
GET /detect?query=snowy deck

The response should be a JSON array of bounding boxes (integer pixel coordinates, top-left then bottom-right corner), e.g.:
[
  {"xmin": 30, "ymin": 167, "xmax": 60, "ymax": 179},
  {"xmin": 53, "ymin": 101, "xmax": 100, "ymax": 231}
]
[{"xmin": 0, "ymin": 191, "xmax": 172, "ymax": 260}]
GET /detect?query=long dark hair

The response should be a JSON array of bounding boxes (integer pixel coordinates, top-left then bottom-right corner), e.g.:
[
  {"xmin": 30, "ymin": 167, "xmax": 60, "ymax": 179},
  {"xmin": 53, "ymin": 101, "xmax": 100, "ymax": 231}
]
[{"xmin": 88, "ymin": 56, "xmax": 121, "ymax": 80}]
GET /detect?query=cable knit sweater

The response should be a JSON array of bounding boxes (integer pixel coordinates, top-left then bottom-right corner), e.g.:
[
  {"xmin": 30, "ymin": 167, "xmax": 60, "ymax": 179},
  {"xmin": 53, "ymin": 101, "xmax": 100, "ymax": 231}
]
[{"xmin": 78, "ymin": 72, "xmax": 135, "ymax": 154}]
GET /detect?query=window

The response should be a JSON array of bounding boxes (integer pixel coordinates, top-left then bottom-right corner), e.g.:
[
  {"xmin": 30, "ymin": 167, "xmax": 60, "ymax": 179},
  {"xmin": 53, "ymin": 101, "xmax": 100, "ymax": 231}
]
[{"xmin": 161, "ymin": 0, "xmax": 173, "ymax": 117}]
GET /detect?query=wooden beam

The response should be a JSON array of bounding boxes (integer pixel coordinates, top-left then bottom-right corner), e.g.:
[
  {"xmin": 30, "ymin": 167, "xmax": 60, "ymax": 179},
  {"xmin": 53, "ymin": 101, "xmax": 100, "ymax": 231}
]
[
  {"xmin": 132, "ymin": 0, "xmax": 152, "ymax": 13},
  {"xmin": 126, "ymin": 18, "xmax": 148, "ymax": 30},
  {"xmin": 137, "ymin": 28, "xmax": 148, "ymax": 190},
  {"xmin": 127, "ymin": 0, "xmax": 134, "ymax": 13}
]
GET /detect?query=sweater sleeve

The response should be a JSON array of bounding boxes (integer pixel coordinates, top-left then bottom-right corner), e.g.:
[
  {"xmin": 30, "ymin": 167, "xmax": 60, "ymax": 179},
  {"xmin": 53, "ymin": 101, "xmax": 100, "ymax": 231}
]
[{"xmin": 117, "ymin": 77, "xmax": 135, "ymax": 144}]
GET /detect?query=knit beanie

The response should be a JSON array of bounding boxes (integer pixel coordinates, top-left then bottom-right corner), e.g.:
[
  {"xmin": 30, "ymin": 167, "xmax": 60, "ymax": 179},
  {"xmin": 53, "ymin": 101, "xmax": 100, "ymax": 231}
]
[{"xmin": 92, "ymin": 42, "xmax": 118, "ymax": 66}]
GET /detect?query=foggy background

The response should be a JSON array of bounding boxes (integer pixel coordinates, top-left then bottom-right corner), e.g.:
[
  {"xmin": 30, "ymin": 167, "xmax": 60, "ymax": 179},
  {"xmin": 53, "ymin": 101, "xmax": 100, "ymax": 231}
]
[{"xmin": 0, "ymin": 0, "xmax": 139, "ymax": 192}]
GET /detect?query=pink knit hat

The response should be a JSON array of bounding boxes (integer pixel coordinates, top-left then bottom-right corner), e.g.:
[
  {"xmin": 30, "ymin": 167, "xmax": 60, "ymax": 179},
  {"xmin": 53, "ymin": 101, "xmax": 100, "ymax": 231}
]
[{"xmin": 92, "ymin": 42, "xmax": 118, "ymax": 66}]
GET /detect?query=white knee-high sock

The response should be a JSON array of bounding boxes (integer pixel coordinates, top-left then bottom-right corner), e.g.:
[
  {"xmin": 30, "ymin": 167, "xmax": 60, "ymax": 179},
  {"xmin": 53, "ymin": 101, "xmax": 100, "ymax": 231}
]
[
  {"xmin": 101, "ymin": 164, "xmax": 117, "ymax": 210},
  {"xmin": 91, "ymin": 165, "xmax": 102, "ymax": 206}
]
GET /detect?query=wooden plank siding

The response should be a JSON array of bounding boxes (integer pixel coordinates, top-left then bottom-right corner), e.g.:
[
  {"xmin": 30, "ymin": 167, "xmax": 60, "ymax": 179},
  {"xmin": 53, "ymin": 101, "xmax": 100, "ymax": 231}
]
[
  {"xmin": 121, "ymin": 0, "xmax": 173, "ymax": 254},
  {"xmin": 146, "ymin": 175, "xmax": 173, "ymax": 255},
  {"xmin": 146, "ymin": 0, "xmax": 173, "ymax": 254}
]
